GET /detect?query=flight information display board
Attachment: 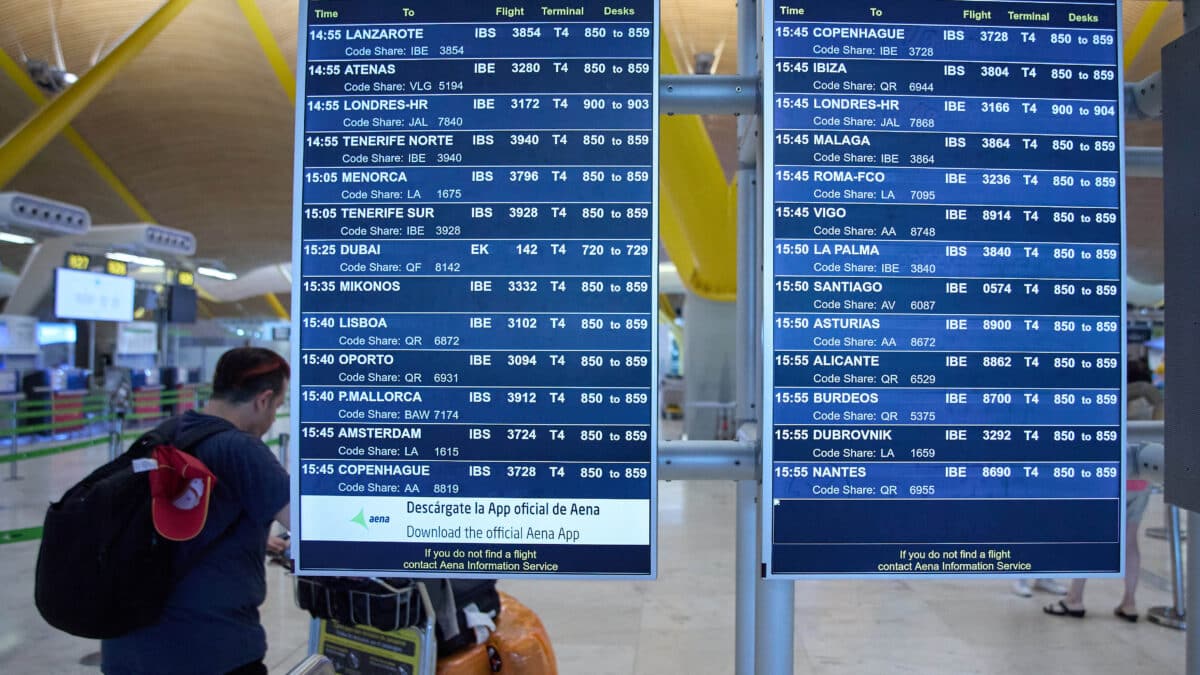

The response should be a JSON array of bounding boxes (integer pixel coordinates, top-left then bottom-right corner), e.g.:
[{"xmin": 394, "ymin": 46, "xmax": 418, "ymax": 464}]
[
  {"xmin": 291, "ymin": 0, "xmax": 659, "ymax": 577},
  {"xmin": 763, "ymin": 0, "xmax": 1126, "ymax": 577}
]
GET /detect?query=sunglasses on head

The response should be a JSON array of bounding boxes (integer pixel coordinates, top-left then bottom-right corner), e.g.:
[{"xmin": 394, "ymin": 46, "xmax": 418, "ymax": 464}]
[{"xmin": 232, "ymin": 356, "xmax": 289, "ymax": 387}]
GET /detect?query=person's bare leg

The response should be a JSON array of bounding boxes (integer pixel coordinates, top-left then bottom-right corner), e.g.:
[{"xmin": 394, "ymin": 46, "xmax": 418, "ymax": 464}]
[
  {"xmin": 1118, "ymin": 518, "xmax": 1140, "ymax": 614},
  {"xmin": 1062, "ymin": 578, "xmax": 1087, "ymax": 611}
]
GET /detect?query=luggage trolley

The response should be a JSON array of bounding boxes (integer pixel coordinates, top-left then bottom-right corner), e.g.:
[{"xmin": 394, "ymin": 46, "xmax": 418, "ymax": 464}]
[{"xmin": 295, "ymin": 576, "xmax": 439, "ymax": 675}]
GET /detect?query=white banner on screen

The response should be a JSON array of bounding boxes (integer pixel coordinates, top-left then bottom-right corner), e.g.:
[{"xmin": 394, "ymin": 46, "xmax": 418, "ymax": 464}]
[
  {"xmin": 116, "ymin": 321, "xmax": 158, "ymax": 355},
  {"xmin": 0, "ymin": 315, "xmax": 38, "ymax": 354},
  {"xmin": 300, "ymin": 496, "xmax": 649, "ymax": 546},
  {"xmin": 54, "ymin": 268, "xmax": 135, "ymax": 322}
]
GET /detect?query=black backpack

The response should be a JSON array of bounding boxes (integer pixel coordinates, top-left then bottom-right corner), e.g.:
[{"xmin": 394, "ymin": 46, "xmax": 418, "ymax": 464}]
[{"xmin": 34, "ymin": 415, "xmax": 233, "ymax": 639}]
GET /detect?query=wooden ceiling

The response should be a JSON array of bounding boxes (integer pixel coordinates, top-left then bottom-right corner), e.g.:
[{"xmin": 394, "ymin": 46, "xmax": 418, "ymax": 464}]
[{"xmin": 0, "ymin": 0, "xmax": 1183, "ymax": 295}]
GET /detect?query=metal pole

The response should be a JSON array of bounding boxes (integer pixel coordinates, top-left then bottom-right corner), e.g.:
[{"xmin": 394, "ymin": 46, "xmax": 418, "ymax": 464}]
[
  {"xmin": 659, "ymin": 440, "xmax": 756, "ymax": 480},
  {"xmin": 87, "ymin": 320, "xmax": 96, "ymax": 374},
  {"xmin": 737, "ymin": 0, "xmax": 796, "ymax": 669},
  {"xmin": 7, "ymin": 399, "xmax": 19, "ymax": 480},
  {"xmin": 108, "ymin": 389, "xmax": 127, "ymax": 462},
  {"xmin": 1149, "ymin": 504, "xmax": 1187, "ymax": 629},
  {"xmin": 734, "ymin": 131, "xmax": 759, "ymax": 675},
  {"xmin": 1125, "ymin": 146, "xmax": 1164, "ymax": 178},
  {"xmin": 278, "ymin": 432, "xmax": 291, "ymax": 467},
  {"xmin": 756, "ymin": 578, "xmax": 795, "ymax": 673},
  {"xmin": 733, "ymin": 0, "xmax": 765, "ymax": 671},
  {"xmin": 660, "ymin": 76, "xmax": 758, "ymax": 115},
  {"xmin": 736, "ymin": 480, "xmax": 757, "ymax": 674},
  {"xmin": 1189, "ymin": 510, "xmax": 1200, "ymax": 674}
]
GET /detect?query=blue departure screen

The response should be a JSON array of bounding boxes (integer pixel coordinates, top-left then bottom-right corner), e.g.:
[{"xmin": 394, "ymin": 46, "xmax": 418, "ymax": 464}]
[
  {"xmin": 763, "ymin": 0, "xmax": 1126, "ymax": 577},
  {"xmin": 291, "ymin": 1, "xmax": 659, "ymax": 577}
]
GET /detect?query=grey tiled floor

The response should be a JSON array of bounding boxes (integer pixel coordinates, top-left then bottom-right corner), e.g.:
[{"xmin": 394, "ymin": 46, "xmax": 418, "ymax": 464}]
[{"xmin": 0, "ymin": 421, "xmax": 1185, "ymax": 673}]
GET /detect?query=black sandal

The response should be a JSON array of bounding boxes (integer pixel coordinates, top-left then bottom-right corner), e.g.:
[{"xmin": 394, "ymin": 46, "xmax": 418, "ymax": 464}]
[
  {"xmin": 1044, "ymin": 600, "xmax": 1085, "ymax": 618},
  {"xmin": 1113, "ymin": 607, "xmax": 1138, "ymax": 623}
]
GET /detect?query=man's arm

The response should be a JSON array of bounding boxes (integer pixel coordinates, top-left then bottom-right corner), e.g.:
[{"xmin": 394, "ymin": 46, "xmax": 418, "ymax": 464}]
[
  {"xmin": 275, "ymin": 505, "xmax": 291, "ymax": 530},
  {"xmin": 266, "ymin": 506, "xmax": 291, "ymax": 555}
]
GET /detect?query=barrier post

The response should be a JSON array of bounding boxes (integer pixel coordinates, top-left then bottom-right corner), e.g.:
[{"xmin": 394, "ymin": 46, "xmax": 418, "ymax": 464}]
[
  {"xmin": 108, "ymin": 390, "xmax": 128, "ymax": 462},
  {"xmin": 1149, "ymin": 504, "xmax": 1187, "ymax": 629}
]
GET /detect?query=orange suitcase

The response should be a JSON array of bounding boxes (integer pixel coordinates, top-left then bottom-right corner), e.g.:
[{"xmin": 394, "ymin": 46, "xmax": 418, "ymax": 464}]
[{"xmin": 437, "ymin": 591, "xmax": 557, "ymax": 675}]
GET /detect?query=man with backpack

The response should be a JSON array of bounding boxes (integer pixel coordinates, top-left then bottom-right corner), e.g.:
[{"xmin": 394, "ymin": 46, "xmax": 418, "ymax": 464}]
[{"xmin": 99, "ymin": 347, "xmax": 292, "ymax": 675}]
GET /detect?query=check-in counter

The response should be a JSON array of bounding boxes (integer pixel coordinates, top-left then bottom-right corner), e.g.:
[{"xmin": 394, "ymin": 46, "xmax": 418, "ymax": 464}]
[
  {"xmin": 0, "ymin": 370, "xmax": 24, "ymax": 435},
  {"xmin": 22, "ymin": 369, "xmax": 90, "ymax": 433},
  {"xmin": 129, "ymin": 368, "xmax": 164, "ymax": 425}
]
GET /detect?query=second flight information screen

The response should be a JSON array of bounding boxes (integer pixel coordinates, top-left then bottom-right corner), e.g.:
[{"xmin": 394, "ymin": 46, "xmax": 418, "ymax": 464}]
[
  {"xmin": 291, "ymin": 0, "xmax": 658, "ymax": 578},
  {"xmin": 763, "ymin": 0, "xmax": 1126, "ymax": 577}
]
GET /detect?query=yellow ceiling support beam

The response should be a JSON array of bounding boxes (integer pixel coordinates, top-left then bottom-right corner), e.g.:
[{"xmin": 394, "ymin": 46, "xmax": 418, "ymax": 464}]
[
  {"xmin": 1, "ymin": 30, "xmax": 221, "ymax": 304},
  {"xmin": 658, "ymin": 292, "xmax": 678, "ymax": 323},
  {"xmin": 0, "ymin": 47, "xmax": 53, "ymax": 103},
  {"xmin": 235, "ymin": 0, "xmax": 296, "ymax": 104},
  {"xmin": 0, "ymin": 0, "xmax": 195, "ymax": 188},
  {"xmin": 234, "ymin": 0, "xmax": 294, "ymax": 321},
  {"xmin": 658, "ymin": 30, "xmax": 738, "ymax": 302},
  {"xmin": 1124, "ymin": 1, "xmax": 1169, "ymax": 70},
  {"xmin": 265, "ymin": 292, "xmax": 290, "ymax": 320},
  {"xmin": 659, "ymin": 193, "xmax": 703, "ymax": 293},
  {"xmin": 0, "ymin": 48, "xmax": 155, "ymax": 222}
]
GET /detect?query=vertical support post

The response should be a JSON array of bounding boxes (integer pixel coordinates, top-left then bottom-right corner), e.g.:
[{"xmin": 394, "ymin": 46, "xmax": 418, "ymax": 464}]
[
  {"xmin": 7, "ymin": 399, "xmax": 19, "ymax": 480},
  {"xmin": 279, "ymin": 432, "xmax": 291, "ymax": 467},
  {"xmin": 108, "ymin": 390, "xmax": 127, "ymax": 462},
  {"xmin": 159, "ymin": 320, "xmax": 169, "ymax": 368},
  {"xmin": 87, "ymin": 320, "xmax": 96, "ymax": 374},
  {"xmin": 734, "ymin": 161, "xmax": 759, "ymax": 671},
  {"xmin": 756, "ymin": 577, "xmax": 795, "ymax": 673},
  {"xmin": 1172, "ymin": 506, "xmax": 1188, "ymax": 617},
  {"xmin": 733, "ymin": 0, "xmax": 766, "ymax": 673},
  {"xmin": 1189, "ymin": 510, "xmax": 1200, "ymax": 674},
  {"xmin": 739, "ymin": 0, "xmax": 797, "ymax": 670},
  {"xmin": 735, "ymin": 480, "xmax": 757, "ymax": 674}
]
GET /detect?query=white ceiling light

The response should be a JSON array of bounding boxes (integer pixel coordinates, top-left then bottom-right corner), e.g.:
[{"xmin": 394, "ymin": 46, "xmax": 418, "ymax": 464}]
[
  {"xmin": 196, "ymin": 266, "xmax": 237, "ymax": 281},
  {"xmin": 0, "ymin": 232, "xmax": 36, "ymax": 245},
  {"xmin": 106, "ymin": 251, "xmax": 164, "ymax": 267}
]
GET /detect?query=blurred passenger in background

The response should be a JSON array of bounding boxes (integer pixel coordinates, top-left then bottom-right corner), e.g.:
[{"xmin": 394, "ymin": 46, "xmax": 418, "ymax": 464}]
[{"xmin": 1043, "ymin": 361, "xmax": 1160, "ymax": 621}]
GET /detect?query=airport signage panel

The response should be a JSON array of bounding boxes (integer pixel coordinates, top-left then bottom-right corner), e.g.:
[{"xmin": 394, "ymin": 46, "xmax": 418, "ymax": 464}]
[
  {"xmin": 763, "ymin": 0, "xmax": 1126, "ymax": 576},
  {"xmin": 53, "ymin": 268, "xmax": 136, "ymax": 323},
  {"xmin": 291, "ymin": 1, "xmax": 659, "ymax": 577}
]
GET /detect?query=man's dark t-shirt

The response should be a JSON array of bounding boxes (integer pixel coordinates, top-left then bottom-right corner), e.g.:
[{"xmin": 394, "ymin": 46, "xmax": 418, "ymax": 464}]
[{"xmin": 101, "ymin": 411, "xmax": 290, "ymax": 675}]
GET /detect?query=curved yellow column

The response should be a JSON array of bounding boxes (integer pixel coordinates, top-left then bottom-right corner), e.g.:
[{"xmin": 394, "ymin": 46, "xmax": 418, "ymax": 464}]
[{"xmin": 658, "ymin": 32, "xmax": 738, "ymax": 302}]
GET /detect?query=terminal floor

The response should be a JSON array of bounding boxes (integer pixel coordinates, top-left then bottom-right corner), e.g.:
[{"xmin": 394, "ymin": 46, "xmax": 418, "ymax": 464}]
[{"xmin": 0, "ymin": 421, "xmax": 1185, "ymax": 674}]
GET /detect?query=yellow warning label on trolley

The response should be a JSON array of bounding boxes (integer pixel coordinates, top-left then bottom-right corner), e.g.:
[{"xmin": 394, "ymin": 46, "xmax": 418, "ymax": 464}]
[{"xmin": 318, "ymin": 620, "xmax": 423, "ymax": 674}]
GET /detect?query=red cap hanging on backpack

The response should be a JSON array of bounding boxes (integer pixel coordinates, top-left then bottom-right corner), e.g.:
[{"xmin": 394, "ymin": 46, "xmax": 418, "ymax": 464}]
[{"xmin": 148, "ymin": 446, "xmax": 218, "ymax": 541}]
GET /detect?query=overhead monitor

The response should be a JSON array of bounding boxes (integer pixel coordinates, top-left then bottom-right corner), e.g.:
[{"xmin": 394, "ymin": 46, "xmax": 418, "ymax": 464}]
[
  {"xmin": 166, "ymin": 284, "xmax": 198, "ymax": 324},
  {"xmin": 37, "ymin": 322, "xmax": 77, "ymax": 345},
  {"xmin": 291, "ymin": 0, "xmax": 660, "ymax": 577},
  {"xmin": 762, "ymin": 0, "xmax": 1126, "ymax": 577},
  {"xmin": 54, "ymin": 268, "xmax": 136, "ymax": 322}
]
